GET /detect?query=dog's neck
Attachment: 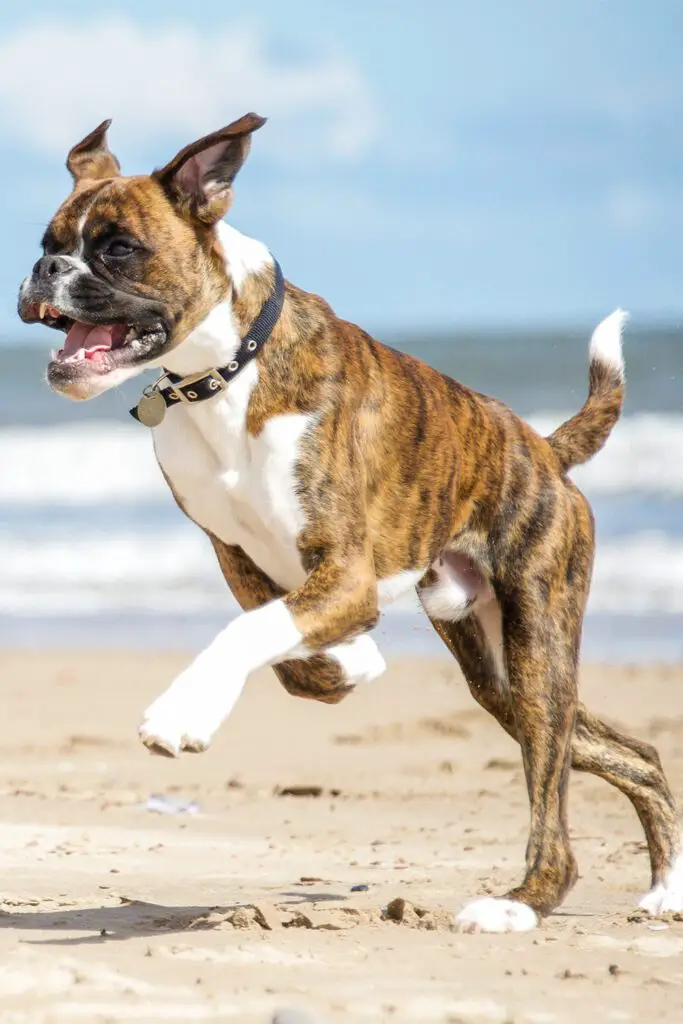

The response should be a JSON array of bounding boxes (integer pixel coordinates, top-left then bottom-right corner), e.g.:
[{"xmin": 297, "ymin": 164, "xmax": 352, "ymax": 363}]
[{"xmin": 160, "ymin": 221, "xmax": 274, "ymax": 378}]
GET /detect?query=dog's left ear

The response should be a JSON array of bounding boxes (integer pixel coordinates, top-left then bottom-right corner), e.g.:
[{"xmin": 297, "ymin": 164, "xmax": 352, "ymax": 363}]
[{"xmin": 154, "ymin": 112, "xmax": 267, "ymax": 225}]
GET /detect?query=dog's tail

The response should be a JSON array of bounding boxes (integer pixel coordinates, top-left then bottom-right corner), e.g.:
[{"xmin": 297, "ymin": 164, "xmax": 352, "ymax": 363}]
[{"xmin": 546, "ymin": 309, "xmax": 628, "ymax": 473}]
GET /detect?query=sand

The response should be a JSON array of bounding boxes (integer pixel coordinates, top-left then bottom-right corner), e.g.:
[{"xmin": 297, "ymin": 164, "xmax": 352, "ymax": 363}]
[{"xmin": 0, "ymin": 650, "xmax": 682, "ymax": 1023}]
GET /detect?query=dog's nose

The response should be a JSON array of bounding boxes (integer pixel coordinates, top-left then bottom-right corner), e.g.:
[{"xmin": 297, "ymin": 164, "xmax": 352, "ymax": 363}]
[{"xmin": 35, "ymin": 254, "xmax": 77, "ymax": 281}]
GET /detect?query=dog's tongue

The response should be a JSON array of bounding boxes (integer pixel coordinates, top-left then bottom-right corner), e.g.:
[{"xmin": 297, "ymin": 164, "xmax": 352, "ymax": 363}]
[{"xmin": 63, "ymin": 322, "xmax": 115, "ymax": 357}]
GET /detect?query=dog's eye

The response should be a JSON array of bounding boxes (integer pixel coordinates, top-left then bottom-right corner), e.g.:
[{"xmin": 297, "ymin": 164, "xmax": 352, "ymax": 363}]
[{"xmin": 106, "ymin": 239, "xmax": 136, "ymax": 258}]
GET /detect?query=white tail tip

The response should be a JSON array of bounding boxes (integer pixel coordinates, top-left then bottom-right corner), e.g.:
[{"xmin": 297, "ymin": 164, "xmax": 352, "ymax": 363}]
[{"xmin": 589, "ymin": 308, "xmax": 629, "ymax": 376}]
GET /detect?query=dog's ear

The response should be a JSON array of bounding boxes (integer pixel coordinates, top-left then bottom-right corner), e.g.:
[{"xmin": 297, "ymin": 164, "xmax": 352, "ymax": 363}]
[
  {"xmin": 154, "ymin": 112, "xmax": 267, "ymax": 224},
  {"xmin": 66, "ymin": 119, "xmax": 121, "ymax": 185}
]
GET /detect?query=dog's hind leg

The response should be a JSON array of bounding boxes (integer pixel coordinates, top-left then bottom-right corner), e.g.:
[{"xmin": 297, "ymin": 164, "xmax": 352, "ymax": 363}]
[
  {"xmin": 572, "ymin": 708, "xmax": 681, "ymax": 914},
  {"xmin": 464, "ymin": 589, "xmax": 578, "ymax": 930},
  {"xmin": 423, "ymin": 607, "xmax": 680, "ymax": 922},
  {"xmin": 419, "ymin": 561, "xmax": 579, "ymax": 930}
]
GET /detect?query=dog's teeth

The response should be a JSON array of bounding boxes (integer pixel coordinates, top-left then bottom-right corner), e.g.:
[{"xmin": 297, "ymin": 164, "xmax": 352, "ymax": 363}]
[
  {"xmin": 50, "ymin": 349, "xmax": 57, "ymax": 361},
  {"xmin": 39, "ymin": 302, "xmax": 47, "ymax": 320}
]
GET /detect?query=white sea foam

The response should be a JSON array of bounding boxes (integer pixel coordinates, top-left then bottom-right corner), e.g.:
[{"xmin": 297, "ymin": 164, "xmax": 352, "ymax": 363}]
[
  {"xmin": 1, "ymin": 414, "xmax": 682, "ymax": 505},
  {"xmin": 1, "ymin": 527, "xmax": 682, "ymax": 615},
  {"xmin": 591, "ymin": 532, "xmax": 683, "ymax": 614},
  {"xmin": 0, "ymin": 527, "xmax": 234, "ymax": 614},
  {"xmin": 0, "ymin": 422, "xmax": 164, "ymax": 505}
]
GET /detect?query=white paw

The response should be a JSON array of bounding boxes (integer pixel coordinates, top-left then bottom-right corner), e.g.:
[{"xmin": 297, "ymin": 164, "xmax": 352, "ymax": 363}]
[
  {"xmin": 139, "ymin": 689, "xmax": 224, "ymax": 758},
  {"xmin": 327, "ymin": 634, "xmax": 387, "ymax": 685},
  {"xmin": 454, "ymin": 897, "xmax": 539, "ymax": 934},
  {"xmin": 639, "ymin": 856, "xmax": 683, "ymax": 915}
]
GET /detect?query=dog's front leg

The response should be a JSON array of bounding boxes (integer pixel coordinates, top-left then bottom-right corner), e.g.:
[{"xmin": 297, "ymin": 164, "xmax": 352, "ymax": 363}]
[{"xmin": 139, "ymin": 554, "xmax": 379, "ymax": 757}]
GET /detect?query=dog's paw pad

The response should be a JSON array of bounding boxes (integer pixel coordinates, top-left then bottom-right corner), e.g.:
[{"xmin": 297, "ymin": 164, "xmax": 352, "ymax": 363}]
[{"xmin": 454, "ymin": 897, "xmax": 538, "ymax": 934}]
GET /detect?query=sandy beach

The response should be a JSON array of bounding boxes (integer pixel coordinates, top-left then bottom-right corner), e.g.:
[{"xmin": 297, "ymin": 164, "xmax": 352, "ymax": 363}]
[{"xmin": 0, "ymin": 650, "xmax": 682, "ymax": 1022}]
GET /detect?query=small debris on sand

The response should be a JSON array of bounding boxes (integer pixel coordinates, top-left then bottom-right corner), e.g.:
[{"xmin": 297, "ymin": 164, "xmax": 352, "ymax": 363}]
[
  {"xmin": 144, "ymin": 793, "xmax": 200, "ymax": 815},
  {"xmin": 384, "ymin": 897, "xmax": 454, "ymax": 930},
  {"xmin": 276, "ymin": 785, "xmax": 325, "ymax": 798},
  {"xmin": 272, "ymin": 1010, "xmax": 328, "ymax": 1024}
]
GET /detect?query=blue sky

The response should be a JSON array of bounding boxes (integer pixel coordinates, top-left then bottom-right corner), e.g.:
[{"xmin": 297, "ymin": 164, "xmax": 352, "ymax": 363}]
[{"xmin": 2, "ymin": 0, "xmax": 682, "ymax": 339}]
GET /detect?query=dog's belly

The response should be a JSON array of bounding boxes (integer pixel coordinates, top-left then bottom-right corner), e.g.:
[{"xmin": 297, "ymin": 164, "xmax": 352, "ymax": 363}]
[{"xmin": 153, "ymin": 397, "xmax": 311, "ymax": 593}]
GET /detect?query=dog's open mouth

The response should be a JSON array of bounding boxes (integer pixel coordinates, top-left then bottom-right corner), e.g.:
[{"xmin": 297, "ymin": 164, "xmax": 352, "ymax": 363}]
[
  {"xmin": 58, "ymin": 317, "xmax": 131, "ymax": 365},
  {"xmin": 29, "ymin": 302, "xmax": 167, "ymax": 374}
]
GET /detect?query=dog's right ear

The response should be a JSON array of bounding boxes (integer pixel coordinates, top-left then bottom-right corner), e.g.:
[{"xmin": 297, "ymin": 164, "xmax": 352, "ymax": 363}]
[{"xmin": 66, "ymin": 120, "xmax": 121, "ymax": 185}]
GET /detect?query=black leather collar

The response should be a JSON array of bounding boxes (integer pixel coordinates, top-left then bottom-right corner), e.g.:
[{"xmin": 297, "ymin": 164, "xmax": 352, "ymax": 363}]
[{"xmin": 130, "ymin": 257, "xmax": 284, "ymax": 424}]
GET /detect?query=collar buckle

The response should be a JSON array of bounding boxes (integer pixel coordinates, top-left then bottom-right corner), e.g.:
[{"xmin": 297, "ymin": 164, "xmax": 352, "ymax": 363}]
[{"xmin": 171, "ymin": 369, "xmax": 228, "ymax": 404}]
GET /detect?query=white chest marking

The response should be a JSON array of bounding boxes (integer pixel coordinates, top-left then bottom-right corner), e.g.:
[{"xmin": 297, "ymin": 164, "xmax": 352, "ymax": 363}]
[
  {"xmin": 153, "ymin": 364, "xmax": 313, "ymax": 593},
  {"xmin": 149, "ymin": 224, "xmax": 313, "ymax": 592}
]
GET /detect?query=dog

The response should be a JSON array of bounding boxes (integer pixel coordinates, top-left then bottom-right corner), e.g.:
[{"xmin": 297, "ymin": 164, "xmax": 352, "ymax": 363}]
[{"xmin": 18, "ymin": 113, "xmax": 681, "ymax": 933}]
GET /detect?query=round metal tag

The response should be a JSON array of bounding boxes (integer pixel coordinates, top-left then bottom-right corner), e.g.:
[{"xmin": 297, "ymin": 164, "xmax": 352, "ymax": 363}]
[{"xmin": 136, "ymin": 390, "xmax": 166, "ymax": 428}]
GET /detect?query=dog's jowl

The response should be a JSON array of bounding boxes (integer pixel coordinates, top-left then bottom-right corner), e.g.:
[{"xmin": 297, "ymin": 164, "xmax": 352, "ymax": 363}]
[{"xmin": 18, "ymin": 114, "xmax": 682, "ymax": 933}]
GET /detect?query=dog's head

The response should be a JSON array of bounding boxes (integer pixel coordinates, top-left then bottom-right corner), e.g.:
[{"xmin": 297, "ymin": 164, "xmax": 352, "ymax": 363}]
[{"xmin": 18, "ymin": 113, "xmax": 266, "ymax": 400}]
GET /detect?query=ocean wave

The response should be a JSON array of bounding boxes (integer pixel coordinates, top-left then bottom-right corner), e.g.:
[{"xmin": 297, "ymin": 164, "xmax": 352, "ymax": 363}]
[
  {"xmin": 591, "ymin": 532, "xmax": 683, "ymax": 614},
  {"xmin": 0, "ymin": 527, "xmax": 235, "ymax": 614},
  {"xmin": 1, "ymin": 527, "xmax": 682, "ymax": 616},
  {"xmin": 2, "ymin": 413, "xmax": 683, "ymax": 506},
  {"xmin": 0, "ymin": 422, "xmax": 164, "ymax": 505}
]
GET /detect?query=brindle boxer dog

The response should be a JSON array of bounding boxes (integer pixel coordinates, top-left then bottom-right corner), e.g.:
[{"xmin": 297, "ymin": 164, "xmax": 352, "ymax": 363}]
[{"xmin": 18, "ymin": 114, "xmax": 681, "ymax": 932}]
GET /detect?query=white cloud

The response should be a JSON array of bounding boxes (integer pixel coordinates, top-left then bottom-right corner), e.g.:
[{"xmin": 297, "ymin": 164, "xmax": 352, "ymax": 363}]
[{"xmin": 0, "ymin": 18, "xmax": 378, "ymax": 165}]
